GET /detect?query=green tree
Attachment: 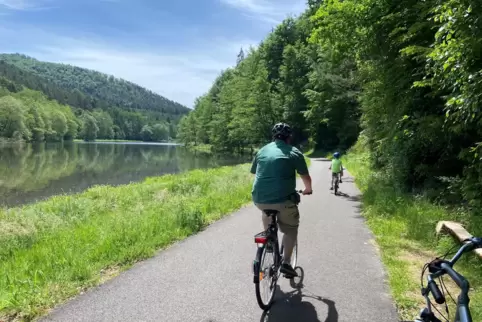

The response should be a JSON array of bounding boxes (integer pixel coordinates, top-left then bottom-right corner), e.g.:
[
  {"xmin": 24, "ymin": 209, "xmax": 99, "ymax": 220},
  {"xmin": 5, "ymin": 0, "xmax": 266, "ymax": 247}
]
[
  {"xmin": 25, "ymin": 105, "xmax": 46, "ymax": 142},
  {"xmin": 140, "ymin": 124, "xmax": 153, "ymax": 141},
  {"xmin": 48, "ymin": 110, "xmax": 68, "ymax": 141},
  {"xmin": 0, "ymin": 96, "xmax": 31, "ymax": 140},
  {"xmin": 80, "ymin": 113, "xmax": 99, "ymax": 141},
  {"xmin": 112, "ymin": 124, "xmax": 125, "ymax": 140},
  {"xmin": 151, "ymin": 123, "xmax": 169, "ymax": 141},
  {"xmin": 92, "ymin": 110, "xmax": 114, "ymax": 139},
  {"xmin": 168, "ymin": 122, "xmax": 177, "ymax": 140}
]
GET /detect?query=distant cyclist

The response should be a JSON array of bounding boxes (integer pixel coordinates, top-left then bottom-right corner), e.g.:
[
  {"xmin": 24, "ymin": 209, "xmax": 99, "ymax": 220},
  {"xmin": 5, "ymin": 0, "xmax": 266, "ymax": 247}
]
[
  {"xmin": 329, "ymin": 152, "xmax": 343, "ymax": 190},
  {"xmin": 250, "ymin": 122, "xmax": 312, "ymax": 277}
]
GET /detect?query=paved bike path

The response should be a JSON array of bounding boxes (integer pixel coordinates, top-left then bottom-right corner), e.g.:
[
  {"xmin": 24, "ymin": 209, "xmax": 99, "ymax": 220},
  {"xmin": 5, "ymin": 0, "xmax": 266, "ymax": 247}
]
[{"xmin": 42, "ymin": 159, "xmax": 399, "ymax": 322}]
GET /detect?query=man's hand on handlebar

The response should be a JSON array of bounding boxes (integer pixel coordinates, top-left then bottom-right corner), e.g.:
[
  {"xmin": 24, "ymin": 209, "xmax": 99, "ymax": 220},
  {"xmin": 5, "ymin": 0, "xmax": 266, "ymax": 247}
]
[
  {"xmin": 296, "ymin": 189, "xmax": 313, "ymax": 195},
  {"xmin": 302, "ymin": 188, "xmax": 313, "ymax": 195}
]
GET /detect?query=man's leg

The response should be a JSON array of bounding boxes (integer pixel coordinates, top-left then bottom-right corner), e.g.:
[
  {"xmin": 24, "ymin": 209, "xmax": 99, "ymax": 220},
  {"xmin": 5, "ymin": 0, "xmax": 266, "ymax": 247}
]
[
  {"xmin": 278, "ymin": 201, "xmax": 300, "ymax": 276},
  {"xmin": 330, "ymin": 173, "xmax": 334, "ymax": 189},
  {"xmin": 282, "ymin": 228, "xmax": 298, "ymax": 264}
]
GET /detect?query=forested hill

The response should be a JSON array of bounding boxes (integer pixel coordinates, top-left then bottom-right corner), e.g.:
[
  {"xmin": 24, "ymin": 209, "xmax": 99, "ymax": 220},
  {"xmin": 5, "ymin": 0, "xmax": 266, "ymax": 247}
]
[
  {"xmin": 178, "ymin": 0, "xmax": 482, "ymax": 207},
  {"xmin": 0, "ymin": 54, "xmax": 189, "ymax": 143},
  {"xmin": 0, "ymin": 53, "xmax": 189, "ymax": 115}
]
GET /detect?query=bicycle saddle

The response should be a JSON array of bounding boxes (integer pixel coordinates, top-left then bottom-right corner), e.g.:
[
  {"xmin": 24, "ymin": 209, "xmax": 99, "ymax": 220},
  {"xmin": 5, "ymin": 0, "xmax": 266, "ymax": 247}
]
[{"xmin": 264, "ymin": 210, "xmax": 279, "ymax": 216}]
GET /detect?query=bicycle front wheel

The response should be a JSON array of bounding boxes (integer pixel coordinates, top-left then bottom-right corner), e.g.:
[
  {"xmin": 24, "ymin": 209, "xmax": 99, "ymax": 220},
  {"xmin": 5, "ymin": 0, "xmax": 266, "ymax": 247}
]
[{"xmin": 254, "ymin": 243, "xmax": 277, "ymax": 310}]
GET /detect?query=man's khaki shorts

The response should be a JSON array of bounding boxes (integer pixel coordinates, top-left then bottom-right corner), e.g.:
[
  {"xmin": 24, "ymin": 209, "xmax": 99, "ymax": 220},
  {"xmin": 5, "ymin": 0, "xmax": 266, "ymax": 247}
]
[{"xmin": 255, "ymin": 200, "xmax": 300, "ymax": 236}]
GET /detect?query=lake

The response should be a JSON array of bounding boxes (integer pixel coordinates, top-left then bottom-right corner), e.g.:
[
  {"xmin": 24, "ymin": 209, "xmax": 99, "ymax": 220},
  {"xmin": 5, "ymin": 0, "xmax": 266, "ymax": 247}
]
[{"xmin": 0, "ymin": 141, "xmax": 252, "ymax": 207}]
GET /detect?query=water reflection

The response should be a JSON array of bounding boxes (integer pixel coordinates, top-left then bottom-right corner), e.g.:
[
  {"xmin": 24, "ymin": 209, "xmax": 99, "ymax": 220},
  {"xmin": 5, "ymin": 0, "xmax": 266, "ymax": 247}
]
[{"xmin": 0, "ymin": 142, "xmax": 251, "ymax": 207}]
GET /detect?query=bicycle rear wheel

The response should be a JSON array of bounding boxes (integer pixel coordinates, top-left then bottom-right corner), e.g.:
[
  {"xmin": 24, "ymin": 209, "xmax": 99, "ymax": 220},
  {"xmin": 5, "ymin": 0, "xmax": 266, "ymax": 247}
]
[
  {"xmin": 334, "ymin": 177, "xmax": 339, "ymax": 195},
  {"xmin": 254, "ymin": 242, "xmax": 277, "ymax": 310}
]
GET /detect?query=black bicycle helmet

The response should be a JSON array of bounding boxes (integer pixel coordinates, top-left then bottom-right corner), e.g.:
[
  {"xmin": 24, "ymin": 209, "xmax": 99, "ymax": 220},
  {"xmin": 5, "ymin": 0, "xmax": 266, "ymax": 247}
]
[{"xmin": 272, "ymin": 122, "xmax": 292, "ymax": 139}]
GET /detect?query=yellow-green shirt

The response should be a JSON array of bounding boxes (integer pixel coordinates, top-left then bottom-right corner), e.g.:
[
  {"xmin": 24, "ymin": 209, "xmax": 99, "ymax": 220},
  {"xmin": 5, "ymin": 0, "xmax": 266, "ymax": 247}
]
[{"xmin": 331, "ymin": 159, "xmax": 342, "ymax": 173}]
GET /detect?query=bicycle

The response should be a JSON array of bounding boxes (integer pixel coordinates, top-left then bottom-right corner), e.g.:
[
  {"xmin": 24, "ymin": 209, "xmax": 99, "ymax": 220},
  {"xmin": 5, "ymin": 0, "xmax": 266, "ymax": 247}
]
[
  {"xmin": 333, "ymin": 173, "xmax": 340, "ymax": 195},
  {"xmin": 252, "ymin": 190, "xmax": 307, "ymax": 311},
  {"xmin": 413, "ymin": 236, "xmax": 482, "ymax": 322}
]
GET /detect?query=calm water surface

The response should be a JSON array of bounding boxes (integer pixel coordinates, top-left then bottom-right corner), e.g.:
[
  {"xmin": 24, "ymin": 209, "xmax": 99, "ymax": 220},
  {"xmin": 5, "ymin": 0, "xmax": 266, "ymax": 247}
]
[{"xmin": 0, "ymin": 142, "xmax": 251, "ymax": 207}]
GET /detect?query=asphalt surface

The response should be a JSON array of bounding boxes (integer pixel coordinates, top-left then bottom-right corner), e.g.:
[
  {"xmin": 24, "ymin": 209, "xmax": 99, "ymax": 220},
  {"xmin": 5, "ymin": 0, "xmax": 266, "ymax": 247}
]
[{"xmin": 41, "ymin": 159, "xmax": 399, "ymax": 322}]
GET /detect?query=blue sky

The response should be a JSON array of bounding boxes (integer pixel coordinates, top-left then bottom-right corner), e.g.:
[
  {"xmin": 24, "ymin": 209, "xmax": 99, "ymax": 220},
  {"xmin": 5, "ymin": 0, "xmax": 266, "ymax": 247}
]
[{"xmin": 0, "ymin": 0, "xmax": 306, "ymax": 107}]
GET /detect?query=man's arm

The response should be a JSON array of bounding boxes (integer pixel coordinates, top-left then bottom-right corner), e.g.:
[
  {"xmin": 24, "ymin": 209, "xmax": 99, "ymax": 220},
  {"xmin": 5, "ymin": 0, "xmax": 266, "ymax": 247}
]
[
  {"xmin": 294, "ymin": 152, "xmax": 312, "ymax": 194},
  {"xmin": 300, "ymin": 174, "xmax": 313, "ymax": 195},
  {"xmin": 250, "ymin": 154, "xmax": 257, "ymax": 174}
]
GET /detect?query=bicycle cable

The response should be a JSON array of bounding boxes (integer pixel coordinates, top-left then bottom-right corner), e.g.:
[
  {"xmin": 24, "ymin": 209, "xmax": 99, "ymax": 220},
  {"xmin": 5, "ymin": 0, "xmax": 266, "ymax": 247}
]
[
  {"xmin": 437, "ymin": 242, "xmax": 464, "ymax": 318},
  {"xmin": 438, "ymin": 276, "xmax": 450, "ymax": 319},
  {"xmin": 419, "ymin": 242, "xmax": 461, "ymax": 322},
  {"xmin": 439, "ymin": 276, "xmax": 456, "ymax": 306},
  {"xmin": 420, "ymin": 262, "xmax": 449, "ymax": 322}
]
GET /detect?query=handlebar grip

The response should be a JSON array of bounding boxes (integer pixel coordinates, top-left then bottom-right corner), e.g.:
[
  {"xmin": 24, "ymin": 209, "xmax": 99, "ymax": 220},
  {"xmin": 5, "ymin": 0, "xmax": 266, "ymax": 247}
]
[
  {"xmin": 428, "ymin": 280, "xmax": 445, "ymax": 304},
  {"xmin": 473, "ymin": 237, "xmax": 482, "ymax": 248}
]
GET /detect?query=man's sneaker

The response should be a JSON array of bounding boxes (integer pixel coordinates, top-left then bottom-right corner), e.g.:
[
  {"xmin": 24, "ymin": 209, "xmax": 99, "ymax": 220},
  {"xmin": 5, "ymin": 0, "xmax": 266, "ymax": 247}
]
[
  {"xmin": 340, "ymin": 180, "xmax": 343, "ymax": 183},
  {"xmin": 280, "ymin": 263, "xmax": 298, "ymax": 277}
]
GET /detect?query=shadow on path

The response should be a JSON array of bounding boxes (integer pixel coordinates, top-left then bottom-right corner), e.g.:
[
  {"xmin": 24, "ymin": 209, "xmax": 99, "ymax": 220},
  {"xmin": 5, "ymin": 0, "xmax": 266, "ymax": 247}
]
[
  {"xmin": 260, "ymin": 269, "xmax": 338, "ymax": 322},
  {"xmin": 340, "ymin": 177, "xmax": 355, "ymax": 183},
  {"xmin": 337, "ymin": 192, "xmax": 362, "ymax": 203}
]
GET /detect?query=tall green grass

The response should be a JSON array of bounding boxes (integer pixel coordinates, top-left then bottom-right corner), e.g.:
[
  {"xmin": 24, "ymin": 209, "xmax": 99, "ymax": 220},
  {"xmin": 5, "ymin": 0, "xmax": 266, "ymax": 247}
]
[
  {"xmin": 0, "ymin": 164, "xmax": 253, "ymax": 321},
  {"xmin": 344, "ymin": 147, "xmax": 482, "ymax": 321}
]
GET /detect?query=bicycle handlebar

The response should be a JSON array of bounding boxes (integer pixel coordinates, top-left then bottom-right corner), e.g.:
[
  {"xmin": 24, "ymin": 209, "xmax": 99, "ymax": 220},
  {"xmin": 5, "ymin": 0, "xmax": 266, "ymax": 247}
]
[
  {"xmin": 448, "ymin": 237, "xmax": 482, "ymax": 266},
  {"xmin": 429, "ymin": 237, "xmax": 482, "ymax": 273},
  {"xmin": 425, "ymin": 237, "xmax": 482, "ymax": 307},
  {"xmin": 427, "ymin": 277, "xmax": 445, "ymax": 304},
  {"xmin": 296, "ymin": 189, "xmax": 313, "ymax": 195}
]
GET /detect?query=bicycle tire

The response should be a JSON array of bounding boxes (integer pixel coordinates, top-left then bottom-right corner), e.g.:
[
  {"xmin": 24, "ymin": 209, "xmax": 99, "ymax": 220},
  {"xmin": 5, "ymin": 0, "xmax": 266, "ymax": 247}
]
[
  {"xmin": 254, "ymin": 243, "xmax": 277, "ymax": 310},
  {"xmin": 334, "ymin": 180, "xmax": 338, "ymax": 195}
]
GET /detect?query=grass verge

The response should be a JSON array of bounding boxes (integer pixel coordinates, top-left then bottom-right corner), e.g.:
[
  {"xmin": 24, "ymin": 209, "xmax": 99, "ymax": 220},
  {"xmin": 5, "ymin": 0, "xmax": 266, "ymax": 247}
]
[
  {"xmin": 344, "ymin": 146, "xmax": 482, "ymax": 321},
  {"xmin": 0, "ymin": 164, "xmax": 253, "ymax": 321}
]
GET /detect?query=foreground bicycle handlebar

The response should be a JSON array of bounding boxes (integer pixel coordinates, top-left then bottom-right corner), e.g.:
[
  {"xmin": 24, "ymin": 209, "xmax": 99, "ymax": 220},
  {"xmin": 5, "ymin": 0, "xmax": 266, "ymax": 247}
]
[{"xmin": 416, "ymin": 237, "xmax": 482, "ymax": 322}]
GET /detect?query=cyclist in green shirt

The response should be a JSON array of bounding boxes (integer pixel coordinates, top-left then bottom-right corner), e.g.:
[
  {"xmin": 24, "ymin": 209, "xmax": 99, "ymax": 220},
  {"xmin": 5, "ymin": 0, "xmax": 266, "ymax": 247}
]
[
  {"xmin": 329, "ymin": 152, "xmax": 343, "ymax": 190},
  {"xmin": 250, "ymin": 122, "xmax": 312, "ymax": 277}
]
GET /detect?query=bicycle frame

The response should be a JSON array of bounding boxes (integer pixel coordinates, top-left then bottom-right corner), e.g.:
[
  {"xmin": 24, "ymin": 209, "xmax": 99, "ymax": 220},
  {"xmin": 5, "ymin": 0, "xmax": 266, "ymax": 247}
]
[
  {"xmin": 254, "ymin": 214, "xmax": 283, "ymax": 268},
  {"xmin": 332, "ymin": 173, "xmax": 340, "ymax": 195}
]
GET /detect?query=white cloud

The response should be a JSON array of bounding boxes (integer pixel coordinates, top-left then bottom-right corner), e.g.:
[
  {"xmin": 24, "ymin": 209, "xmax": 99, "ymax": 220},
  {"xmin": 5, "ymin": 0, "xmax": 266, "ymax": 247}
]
[
  {"xmin": 0, "ymin": 0, "xmax": 52, "ymax": 10},
  {"xmin": 0, "ymin": 0, "xmax": 33, "ymax": 9},
  {"xmin": 220, "ymin": 0, "xmax": 305, "ymax": 24},
  {"xmin": 0, "ymin": 27, "xmax": 257, "ymax": 108}
]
